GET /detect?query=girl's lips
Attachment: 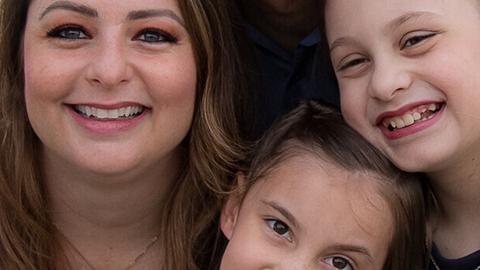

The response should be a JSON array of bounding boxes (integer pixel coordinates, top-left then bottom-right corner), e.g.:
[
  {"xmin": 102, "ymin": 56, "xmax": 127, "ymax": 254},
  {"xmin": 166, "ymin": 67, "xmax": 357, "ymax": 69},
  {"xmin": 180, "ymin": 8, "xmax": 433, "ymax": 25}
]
[
  {"xmin": 375, "ymin": 101, "xmax": 443, "ymax": 125},
  {"xmin": 378, "ymin": 103, "xmax": 445, "ymax": 140}
]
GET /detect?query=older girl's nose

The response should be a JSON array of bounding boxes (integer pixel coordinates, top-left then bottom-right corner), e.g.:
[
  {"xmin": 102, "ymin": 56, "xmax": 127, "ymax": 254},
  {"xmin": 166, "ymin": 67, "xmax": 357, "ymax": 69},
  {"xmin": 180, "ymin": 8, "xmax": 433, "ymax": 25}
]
[{"xmin": 368, "ymin": 56, "xmax": 412, "ymax": 101}]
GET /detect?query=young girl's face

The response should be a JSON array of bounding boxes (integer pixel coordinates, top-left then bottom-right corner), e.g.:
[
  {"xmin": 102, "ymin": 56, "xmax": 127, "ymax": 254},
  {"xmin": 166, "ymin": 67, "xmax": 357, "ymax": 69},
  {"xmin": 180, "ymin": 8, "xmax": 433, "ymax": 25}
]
[
  {"xmin": 23, "ymin": 0, "xmax": 196, "ymax": 175},
  {"xmin": 325, "ymin": 0, "xmax": 480, "ymax": 172},
  {"xmin": 220, "ymin": 154, "xmax": 393, "ymax": 270}
]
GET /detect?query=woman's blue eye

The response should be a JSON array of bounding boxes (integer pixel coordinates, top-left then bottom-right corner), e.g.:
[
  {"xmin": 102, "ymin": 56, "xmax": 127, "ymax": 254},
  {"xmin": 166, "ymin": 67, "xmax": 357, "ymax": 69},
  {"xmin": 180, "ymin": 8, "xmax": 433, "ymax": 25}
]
[
  {"xmin": 265, "ymin": 219, "xmax": 292, "ymax": 241},
  {"xmin": 135, "ymin": 29, "xmax": 176, "ymax": 43},
  {"xmin": 325, "ymin": 256, "xmax": 354, "ymax": 270},
  {"xmin": 47, "ymin": 26, "xmax": 89, "ymax": 40}
]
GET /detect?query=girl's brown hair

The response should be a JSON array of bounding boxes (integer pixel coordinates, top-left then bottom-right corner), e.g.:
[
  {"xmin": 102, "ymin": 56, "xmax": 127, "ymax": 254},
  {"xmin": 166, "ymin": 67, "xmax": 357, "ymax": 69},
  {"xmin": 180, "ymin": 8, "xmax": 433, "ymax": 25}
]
[
  {"xmin": 0, "ymin": 0, "xmax": 251, "ymax": 269},
  {"xmin": 242, "ymin": 101, "xmax": 430, "ymax": 270}
]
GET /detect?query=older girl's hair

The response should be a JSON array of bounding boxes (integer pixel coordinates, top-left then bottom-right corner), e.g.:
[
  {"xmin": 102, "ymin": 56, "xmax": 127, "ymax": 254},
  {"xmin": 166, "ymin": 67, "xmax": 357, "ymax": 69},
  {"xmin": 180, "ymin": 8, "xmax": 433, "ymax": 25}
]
[
  {"xmin": 0, "ymin": 0, "xmax": 251, "ymax": 269},
  {"xmin": 243, "ymin": 101, "xmax": 429, "ymax": 270}
]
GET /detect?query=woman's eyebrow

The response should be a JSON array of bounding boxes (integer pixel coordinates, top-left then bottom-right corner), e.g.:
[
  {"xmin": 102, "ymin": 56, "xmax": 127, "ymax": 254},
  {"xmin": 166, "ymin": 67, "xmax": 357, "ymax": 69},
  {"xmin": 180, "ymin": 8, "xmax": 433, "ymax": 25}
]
[
  {"xmin": 127, "ymin": 9, "xmax": 185, "ymax": 27},
  {"xmin": 38, "ymin": 1, "xmax": 184, "ymax": 27},
  {"xmin": 39, "ymin": 0, "xmax": 98, "ymax": 20}
]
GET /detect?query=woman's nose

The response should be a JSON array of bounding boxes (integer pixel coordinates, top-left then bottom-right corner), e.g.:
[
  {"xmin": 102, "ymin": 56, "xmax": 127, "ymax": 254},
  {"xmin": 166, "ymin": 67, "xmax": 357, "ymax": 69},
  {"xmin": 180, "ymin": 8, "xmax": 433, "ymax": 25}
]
[
  {"xmin": 85, "ymin": 32, "xmax": 133, "ymax": 89},
  {"xmin": 368, "ymin": 56, "xmax": 412, "ymax": 102}
]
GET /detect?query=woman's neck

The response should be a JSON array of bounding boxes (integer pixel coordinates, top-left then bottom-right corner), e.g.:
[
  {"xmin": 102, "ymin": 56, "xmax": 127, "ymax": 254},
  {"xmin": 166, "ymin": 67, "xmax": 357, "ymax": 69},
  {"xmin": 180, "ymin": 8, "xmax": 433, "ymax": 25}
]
[
  {"xmin": 43, "ymin": 149, "xmax": 182, "ymax": 268},
  {"xmin": 428, "ymin": 149, "xmax": 480, "ymax": 258}
]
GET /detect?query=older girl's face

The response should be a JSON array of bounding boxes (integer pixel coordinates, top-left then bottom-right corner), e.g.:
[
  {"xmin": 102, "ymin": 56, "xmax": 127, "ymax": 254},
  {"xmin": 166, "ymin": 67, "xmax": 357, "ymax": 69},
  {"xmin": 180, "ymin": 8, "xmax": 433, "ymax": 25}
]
[
  {"xmin": 326, "ymin": 0, "xmax": 480, "ymax": 172},
  {"xmin": 23, "ymin": 0, "xmax": 196, "ymax": 175}
]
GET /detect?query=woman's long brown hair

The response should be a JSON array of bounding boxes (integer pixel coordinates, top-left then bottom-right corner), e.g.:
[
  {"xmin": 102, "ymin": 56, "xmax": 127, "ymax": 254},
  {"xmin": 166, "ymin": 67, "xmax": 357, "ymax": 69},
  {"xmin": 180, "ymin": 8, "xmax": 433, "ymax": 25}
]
[{"xmin": 0, "ymin": 0, "xmax": 252, "ymax": 269}]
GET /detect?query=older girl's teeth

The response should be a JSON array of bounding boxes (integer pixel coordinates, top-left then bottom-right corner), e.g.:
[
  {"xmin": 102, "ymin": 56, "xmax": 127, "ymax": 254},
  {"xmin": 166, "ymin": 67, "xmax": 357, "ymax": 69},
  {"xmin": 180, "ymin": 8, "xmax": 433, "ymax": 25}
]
[
  {"xmin": 402, "ymin": 114, "xmax": 415, "ymax": 126},
  {"xmin": 395, "ymin": 118, "xmax": 405, "ymax": 129},
  {"xmin": 384, "ymin": 103, "xmax": 443, "ymax": 131}
]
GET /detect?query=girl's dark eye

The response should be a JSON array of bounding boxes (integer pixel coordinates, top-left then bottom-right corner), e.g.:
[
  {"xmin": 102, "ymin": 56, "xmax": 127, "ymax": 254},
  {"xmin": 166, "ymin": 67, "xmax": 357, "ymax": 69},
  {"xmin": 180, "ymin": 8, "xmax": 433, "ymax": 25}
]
[
  {"xmin": 402, "ymin": 32, "xmax": 437, "ymax": 49},
  {"xmin": 324, "ymin": 256, "xmax": 354, "ymax": 270},
  {"xmin": 265, "ymin": 219, "xmax": 292, "ymax": 241},
  {"xmin": 134, "ymin": 29, "xmax": 176, "ymax": 43},
  {"xmin": 339, "ymin": 58, "xmax": 368, "ymax": 71},
  {"xmin": 47, "ymin": 26, "xmax": 89, "ymax": 40}
]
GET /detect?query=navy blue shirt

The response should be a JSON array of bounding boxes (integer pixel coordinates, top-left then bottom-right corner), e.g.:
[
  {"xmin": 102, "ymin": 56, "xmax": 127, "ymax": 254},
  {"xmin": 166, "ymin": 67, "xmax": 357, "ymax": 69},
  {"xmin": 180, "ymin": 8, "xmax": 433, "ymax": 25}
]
[
  {"xmin": 245, "ymin": 24, "xmax": 339, "ymax": 137},
  {"xmin": 430, "ymin": 245, "xmax": 480, "ymax": 270}
]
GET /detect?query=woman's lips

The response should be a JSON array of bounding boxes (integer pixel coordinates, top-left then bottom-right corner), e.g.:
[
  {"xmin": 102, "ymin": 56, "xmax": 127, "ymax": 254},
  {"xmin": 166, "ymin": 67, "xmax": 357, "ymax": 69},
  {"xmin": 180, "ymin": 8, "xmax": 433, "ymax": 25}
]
[
  {"xmin": 73, "ymin": 104, "xmax": 145, "ymax": 120},
  {"xmin": 67, "ymin": 103, "xmax": 149, "ymax": 134}
]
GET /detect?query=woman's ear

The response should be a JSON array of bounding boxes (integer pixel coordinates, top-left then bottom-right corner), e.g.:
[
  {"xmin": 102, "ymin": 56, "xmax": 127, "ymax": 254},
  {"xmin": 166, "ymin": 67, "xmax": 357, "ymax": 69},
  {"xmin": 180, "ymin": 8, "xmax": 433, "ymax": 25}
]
[{"xmin": 220, "ymin": 173, "xmax": 246, "ymax": 240}]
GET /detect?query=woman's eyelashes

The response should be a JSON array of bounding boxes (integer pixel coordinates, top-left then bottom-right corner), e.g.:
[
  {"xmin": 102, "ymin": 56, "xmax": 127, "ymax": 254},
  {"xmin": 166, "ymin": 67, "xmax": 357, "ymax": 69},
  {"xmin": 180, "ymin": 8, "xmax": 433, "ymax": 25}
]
[
  {"xmin": 265, "ymin": 218, "xmax": 293, "ymax": 242},
  {"xmin": 47, "ymin": 24, "xmax": 90, "ymax": 40},
  {"xmin": 46, "ymin": 24, "xmax": 178, "ymax": 45},
  {"xmin": 324, "ymin": 256, "xmax": 355, "ymax": 270},
  {"xmin": 133, "ymin": 28, "xmax": 177, "ymax": 44}
]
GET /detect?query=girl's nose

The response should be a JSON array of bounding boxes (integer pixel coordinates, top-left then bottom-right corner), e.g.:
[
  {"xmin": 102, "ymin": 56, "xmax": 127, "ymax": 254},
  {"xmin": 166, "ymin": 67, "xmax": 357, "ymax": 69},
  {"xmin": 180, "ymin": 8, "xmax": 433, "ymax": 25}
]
[
  {"xmin": 368, "ymin": 55, "xmax": 412, "ymax": 101},
  {"xmin": 276, "ymin": 257, "xmax": 315, "ymax": 270},
  {"xmin": 85, "ymin": 32, "xmax": 133, "ymax": 89}
]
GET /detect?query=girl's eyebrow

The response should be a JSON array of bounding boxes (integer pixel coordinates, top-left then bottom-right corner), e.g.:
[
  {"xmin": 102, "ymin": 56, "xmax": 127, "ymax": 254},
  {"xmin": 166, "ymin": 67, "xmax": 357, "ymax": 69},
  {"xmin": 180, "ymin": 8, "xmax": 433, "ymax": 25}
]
[
  {"xmin": 39, "ymin": 0, "xmax": 185, "ymax": 27},
  {"xmin": 384, "ymin": 11, "xmax": 438, "ymax": 33},
  {"xmin": 261, "ymin": 200, "xmax": 298, "ymax": 229},
  {"xmin": 329, "ymin": 36, "xmax": 357, "ymax": 53},
  {"xmin": 329, "ymin": 11, "xmax": 439, "ymax": 53},
  {"xmin": 325, "ymin": 243, "xmax": 374, "ymax": 263}
]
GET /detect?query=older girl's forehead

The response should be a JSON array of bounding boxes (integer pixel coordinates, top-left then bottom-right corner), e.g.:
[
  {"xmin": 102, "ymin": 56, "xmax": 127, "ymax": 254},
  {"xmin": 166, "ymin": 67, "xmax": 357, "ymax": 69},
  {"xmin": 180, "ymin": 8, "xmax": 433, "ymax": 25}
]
[{"xmin": 326, "ymin": 0, "xmax": 474, "ymax": 26}]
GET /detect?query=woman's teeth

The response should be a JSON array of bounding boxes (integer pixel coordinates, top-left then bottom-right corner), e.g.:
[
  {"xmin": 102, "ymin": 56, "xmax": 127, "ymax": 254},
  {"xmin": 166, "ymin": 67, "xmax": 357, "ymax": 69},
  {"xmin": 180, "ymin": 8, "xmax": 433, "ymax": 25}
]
[
  {"xmin": 382, "ymin": 103, "xmax": 442, "ymax": 131},
  {"xmin": 74, "ymin": 105, "xmax": 144, "ymax": 120}
]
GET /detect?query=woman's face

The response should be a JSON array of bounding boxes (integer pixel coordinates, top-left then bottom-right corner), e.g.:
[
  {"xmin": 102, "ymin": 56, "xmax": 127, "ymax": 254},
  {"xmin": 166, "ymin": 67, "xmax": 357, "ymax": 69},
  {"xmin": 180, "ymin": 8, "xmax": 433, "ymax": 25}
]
[{"xmin": 23, "ymin": 0, "xmax": 197, "ymax": 176}]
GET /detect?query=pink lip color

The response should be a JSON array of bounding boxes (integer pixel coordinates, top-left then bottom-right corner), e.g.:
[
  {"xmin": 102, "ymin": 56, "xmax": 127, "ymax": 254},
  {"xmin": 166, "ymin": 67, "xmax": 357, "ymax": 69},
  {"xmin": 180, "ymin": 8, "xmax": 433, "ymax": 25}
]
[
  {"xmin": 74, "ymin": 102, "xmax": 142, "ymax": 109},
  {"xmin": 379, "ymin": 105, "xmax": 445, "ymax": 140},
  {"xmin": 375, "ymin": 101, "xmax": 440, "ymax": 125},
  {"xmin": 68, "ymin": 106, "xmax": 146, "ymax": 135}
]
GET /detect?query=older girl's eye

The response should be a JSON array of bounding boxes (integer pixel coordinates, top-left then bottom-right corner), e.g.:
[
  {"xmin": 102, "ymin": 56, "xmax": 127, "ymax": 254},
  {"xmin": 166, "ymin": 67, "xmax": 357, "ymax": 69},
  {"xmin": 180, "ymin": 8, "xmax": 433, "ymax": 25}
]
[
  {"xmin": 324, "ymin": 256, "xmax": 354, "ymax": 270},
  {"xmin": 47, "ymin": 25, "xmax": 89, "ymax": 40},
  {"xmin": 265, "ymin": 219, "xmax": 292, "ymax": 241},
  {"xmin": 338, "ymin": 57, "xmax": 368, "ymax": 71},
  {"xmin": 401, "ymin": 32, "xmax": 437, "ymax": 49},
  {"xmin": 134, "ymin": 28, "xmax": 177, "ymax": 43}
]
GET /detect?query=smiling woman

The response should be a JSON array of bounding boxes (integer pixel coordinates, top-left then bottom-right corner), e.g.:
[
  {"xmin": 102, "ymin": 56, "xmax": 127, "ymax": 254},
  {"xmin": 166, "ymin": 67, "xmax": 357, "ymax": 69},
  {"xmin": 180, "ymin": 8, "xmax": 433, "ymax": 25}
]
[{"xmin": 0, "ymin": 0, "xmax": 250, "ymax": 269}]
